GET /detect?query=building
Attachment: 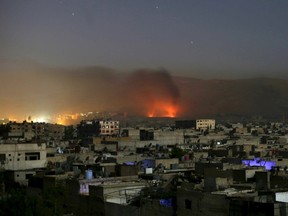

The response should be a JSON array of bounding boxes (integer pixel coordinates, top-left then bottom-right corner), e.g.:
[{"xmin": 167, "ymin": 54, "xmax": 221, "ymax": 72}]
[
  {"xmin": 8, "ymin": 121, "xmax": 65, "ymax": 142},
  {"xmin": 195, "ymin": 119, "xmax": 215, "ymax": 130},
  {"xmin": 77, "ymin": 120, "xmax": 101, "ymax": 139},
  {"xmin": 0, "ymin": 143, "xmax": 47, "ymax": 185},
  {"xmin": 175, "ymin": 119, "xmax": 215, "ymax": 130},
  {"xmin": 77, "ymin": 120, "xmax": 120, "ymax": 138},
  {"xmin": 99, "ymin": 120, "xmax": 120, "ymax": 136}
]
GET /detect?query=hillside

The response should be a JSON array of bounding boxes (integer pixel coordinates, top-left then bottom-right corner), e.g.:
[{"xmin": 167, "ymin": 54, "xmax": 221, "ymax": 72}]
[
  {"xmin": 174, "ymin": 76, "xmax": 288, "ymax": 119},
  {"xmin": 0, "ymin": 60, "xmax": 287, "ymax": 120}
]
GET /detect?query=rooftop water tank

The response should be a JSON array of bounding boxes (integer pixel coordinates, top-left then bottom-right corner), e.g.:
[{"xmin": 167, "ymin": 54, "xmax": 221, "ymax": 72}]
[{"xmin": 85, "ymin": 169, "xmax": 93, "ymax": 180}]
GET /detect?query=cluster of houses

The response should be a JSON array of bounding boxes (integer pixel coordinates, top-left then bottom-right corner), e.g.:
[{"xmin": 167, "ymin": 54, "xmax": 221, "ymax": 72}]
[{"xmin": 1, "ymin": 119, "xmax": 288, "ymax": 215}]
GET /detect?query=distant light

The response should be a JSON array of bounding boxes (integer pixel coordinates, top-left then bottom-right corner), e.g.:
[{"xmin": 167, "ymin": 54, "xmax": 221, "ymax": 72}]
[
  {"xmin": 242, "ymin": 158, "xmax": 276, "ymax": 171},
  {"xmin": 160, "ymin": 198, "xmax": 172, "ymax": 208},
  {"xmin": 33, "ymin": 115, "xmax": 50, "ymax": 123},
  {"xmin": 123, "ymin": 162, "xmax": 135, "ymax": 166}
]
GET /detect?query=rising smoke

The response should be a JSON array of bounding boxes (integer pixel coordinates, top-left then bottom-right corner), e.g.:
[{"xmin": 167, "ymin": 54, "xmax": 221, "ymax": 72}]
[
  {"xmin": 0, "ymin": 61, "xmax": 181, "ymax": 119},
  {"xmin": 119, "ymin": 69, "xmax": 180, "ymax": 116},
  {"xmin": 2, "ymin": 60, "xmax": 288, "ymax": 121}
]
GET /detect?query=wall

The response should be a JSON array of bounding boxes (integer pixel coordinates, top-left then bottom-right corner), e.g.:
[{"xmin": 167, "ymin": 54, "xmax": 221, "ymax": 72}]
[
  {"xmin": 177, "ymin": 189, "xmax": 229, "ymax": 216},
  {"xmin": 155, "ymin": 158, "xmax": 179, "ymax": 170},
  {"xmin": 0, "ymin": 143, "xmax": 46, "ymax": 170}
]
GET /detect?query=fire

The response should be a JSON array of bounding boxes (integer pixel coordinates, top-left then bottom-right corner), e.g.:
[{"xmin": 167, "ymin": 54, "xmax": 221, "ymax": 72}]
[
  {"xmin": 54, "ymin": 113, "xmax": 81, "ymax": 125},
  {"xmin": 147, "ymin": 101, "xmax": 178, "ymax": 118}
]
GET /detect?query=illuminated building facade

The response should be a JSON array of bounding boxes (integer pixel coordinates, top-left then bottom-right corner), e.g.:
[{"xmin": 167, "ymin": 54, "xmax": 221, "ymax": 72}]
[
  {"xmin": 77, "ymin": 119, "xmax": 120, "ymax": 138},
  {"xmin": 99, "ymin": 120, "xmax": 120, "ymax": 136},
  {"xmin": 175, "ymin": 119, "xmax": 215, "ymax": 130},
  {"xmin": 195, "ymin": 119, "xmax": 216, "ymax": 130}
]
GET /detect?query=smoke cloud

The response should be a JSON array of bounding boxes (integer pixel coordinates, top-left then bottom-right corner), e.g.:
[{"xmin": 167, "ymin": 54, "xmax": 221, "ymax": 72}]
[
  {"xmin": 119, "ymin": 69, "xmax": 180, "ymax": 116},
  {"xmin": 0, "ymin": 61, "xmax": 181, "ymax": 120},
  {"xmin": 2, "ymin": 59, "xmax": 288, "ymax": 122}
]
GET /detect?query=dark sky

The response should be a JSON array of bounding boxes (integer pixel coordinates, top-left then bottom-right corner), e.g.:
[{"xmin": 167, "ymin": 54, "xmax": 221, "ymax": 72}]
[
  {"xmin": 1, "ymin": 0, "xmax": 288, "ymax": 78},
  {"xmin": 1, "ymin": 0, "xmax": 288, "ymax": 121}
]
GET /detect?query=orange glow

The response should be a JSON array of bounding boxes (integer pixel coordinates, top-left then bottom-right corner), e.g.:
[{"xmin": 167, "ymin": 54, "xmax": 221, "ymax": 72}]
[
  {"xmin": 147, "ymin": 101, "xmax": 178, "ymax": 118},
  {"xmin": 55, "ymin": 119, "xmax": 65, "ymax": 125},
  {"xmin": 54, "ymin": 113, "xmax": 82, "ymax": 125},
  {"xmin": 8, "ymin": 117, "xmax": 17, "ymax": 122}
]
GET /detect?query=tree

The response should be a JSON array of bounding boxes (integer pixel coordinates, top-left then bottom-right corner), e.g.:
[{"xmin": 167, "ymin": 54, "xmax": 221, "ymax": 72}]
[
  {"xmin": 0, "ymin": 124, "xmax": 10, "ymax": 138},
  {"xmin": 64, "ymin": 125, "xmax": 75, "ymax": 140},
  {"xmin": 170, "ymin": 147, "xmax": 186, "ymax": 159}
]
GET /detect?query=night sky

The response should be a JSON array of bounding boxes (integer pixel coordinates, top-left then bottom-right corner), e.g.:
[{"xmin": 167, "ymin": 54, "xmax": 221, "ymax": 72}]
[
  {"xmin": 1, "ymin": 0, "xmax": 288, "ymax": 78},
  {"xmin": 1, "ymin": 1, "xmax": 288, "ymax": 121}
]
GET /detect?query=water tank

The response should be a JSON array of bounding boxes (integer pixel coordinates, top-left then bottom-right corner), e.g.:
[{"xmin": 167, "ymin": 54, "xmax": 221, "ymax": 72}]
[
  {"xmin": 145, "ymin": 168, "xmax": 153, "ymax": 174},
  {"xmin": 85, "ymin": 169, "xmax": 93, "ymax": 180}
]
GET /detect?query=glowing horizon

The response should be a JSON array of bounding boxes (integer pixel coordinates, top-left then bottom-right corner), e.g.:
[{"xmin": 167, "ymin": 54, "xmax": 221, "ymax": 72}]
[{"xmin": 147, "ymin": 101, "xmax": 178, "ymax": 118}]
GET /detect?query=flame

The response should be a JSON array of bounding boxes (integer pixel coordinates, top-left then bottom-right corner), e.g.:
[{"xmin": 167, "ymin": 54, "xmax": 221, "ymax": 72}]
[
  {"xmin": 55, "ymin": 114, "xmax": 77, "ymax": 125},
  {"xmin": 147, "ymin": 101, "xmax": 178, "ymax": 118}
]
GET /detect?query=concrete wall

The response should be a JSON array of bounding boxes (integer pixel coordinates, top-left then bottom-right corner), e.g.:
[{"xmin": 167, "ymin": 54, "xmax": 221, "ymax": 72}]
[
  {"xmin": 195, "ymin": 162, "xmax": 223, "ymax": 176},
  {"xmin": 177, "ymin": 189, "xmax": 229, "ymax": 216},
  {"xmin": 155, "ymin": 158, "xmax": 179, "ymax": 170},
  {"xmin": 89, "ymin": 182, "xmax": 146, "ymax": 205},
  {"xmin": 255, "ymin": 171, "xmax": 270, "ymax": 190},
  {"xmin": 204, "ymin": 169, "xmax": 233, "ymax": 192},
  {"xmin": 0, "ymin": 143, "xmax": 46, "ymax": 170},
  {"xmin": 276, "ymin": 192, "xmax": 288, "ymax": 203},
  {"xmin": 104, "ymin": 198, "xmax": 175, "ymax": 216}
]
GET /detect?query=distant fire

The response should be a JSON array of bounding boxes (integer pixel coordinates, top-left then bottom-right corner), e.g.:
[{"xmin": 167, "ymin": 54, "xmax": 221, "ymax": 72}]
[
  {"xmin": 147, "ymin": 101, "xmax": 178, "ymax": 118},
  {"xmin": 55, "ymin": 113, "xmax": 80, "ymax": 125}
]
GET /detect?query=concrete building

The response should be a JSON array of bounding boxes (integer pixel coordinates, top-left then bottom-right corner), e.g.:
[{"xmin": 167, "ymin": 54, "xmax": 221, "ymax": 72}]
[
  {"xmin": 0, "ymin": 143, "xmax": 46, "ymax": 185},
  {"xmin": 77, "ymin": 120, "xmax": 120, "ymax": 138},
  {"xmin": 175, "ymin": 119, "xmax": 215, "ymax": 130},
  {"xmin": 195, "ymin": 119, "xmax": 216, "ymax": 130},
  {"xmin": 77, "ymin": 119, "xmax": 101, "ymax": 139},
  {"xmin": 8, "ymin": 121, "xmax": 65, "ymax": 142},
  {"xmin": 0, "ymin": 143, "xmax": 46, "ymax": 171},
  {"xmin": 99, "ymin": 120, "xmax": 120, "ymax": 136}
]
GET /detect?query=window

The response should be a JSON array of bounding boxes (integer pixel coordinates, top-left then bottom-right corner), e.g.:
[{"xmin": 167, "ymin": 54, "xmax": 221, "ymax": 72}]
[
  {"xmin": 0, "ymin": 154, "xmax": 6, "ymax": 162},
  {"xmin": 185, "ymin": 199, "xmax": 192, "ymax": 209},
  {"xmin": 25, "ymin": 152, "xmax": 40, "ymax": 161},
  {"xmin": 26, "ymin": 174, "xmax": 33, "ymax": 179}
]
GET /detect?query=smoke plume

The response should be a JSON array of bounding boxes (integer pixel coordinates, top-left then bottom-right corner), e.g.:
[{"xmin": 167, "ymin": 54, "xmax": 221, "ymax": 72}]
[{"xmin": 0, "ymin": 61, "xmax": 181, "ymax": 120}]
